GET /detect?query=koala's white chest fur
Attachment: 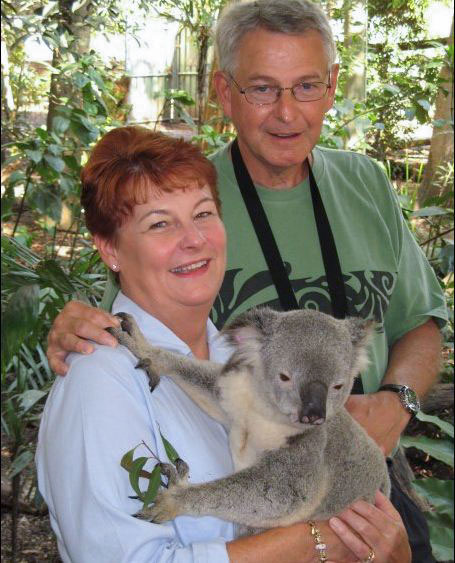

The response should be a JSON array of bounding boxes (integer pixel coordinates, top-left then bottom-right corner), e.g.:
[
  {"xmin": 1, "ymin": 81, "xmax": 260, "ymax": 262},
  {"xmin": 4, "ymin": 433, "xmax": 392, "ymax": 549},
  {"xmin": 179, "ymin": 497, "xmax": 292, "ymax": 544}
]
[{"xmin": 218, "ymin": 370, "xmax": 301, "ymax": 470}]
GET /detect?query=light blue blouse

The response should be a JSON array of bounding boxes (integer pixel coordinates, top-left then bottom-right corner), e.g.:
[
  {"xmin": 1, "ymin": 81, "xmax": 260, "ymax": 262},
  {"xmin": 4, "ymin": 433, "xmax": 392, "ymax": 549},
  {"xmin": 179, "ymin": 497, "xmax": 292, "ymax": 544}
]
[{"xmin": 36, "ymin": 292, "xmax": 235, "ymax": 562}]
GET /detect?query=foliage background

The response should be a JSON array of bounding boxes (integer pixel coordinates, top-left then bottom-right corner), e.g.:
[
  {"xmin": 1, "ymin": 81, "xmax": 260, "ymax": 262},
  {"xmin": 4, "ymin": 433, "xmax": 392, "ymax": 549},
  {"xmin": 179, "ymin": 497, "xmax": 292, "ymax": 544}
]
[{"xmin": 1, "ymin": 0, "xmax": 453, "ymax": 561}]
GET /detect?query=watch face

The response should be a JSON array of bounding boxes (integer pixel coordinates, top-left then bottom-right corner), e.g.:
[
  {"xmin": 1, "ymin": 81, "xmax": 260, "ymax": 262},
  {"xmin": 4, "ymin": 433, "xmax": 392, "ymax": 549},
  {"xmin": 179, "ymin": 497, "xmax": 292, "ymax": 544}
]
[{"xmin": 401, "ymin": 386, "xmax": 420, "ymax": 413}]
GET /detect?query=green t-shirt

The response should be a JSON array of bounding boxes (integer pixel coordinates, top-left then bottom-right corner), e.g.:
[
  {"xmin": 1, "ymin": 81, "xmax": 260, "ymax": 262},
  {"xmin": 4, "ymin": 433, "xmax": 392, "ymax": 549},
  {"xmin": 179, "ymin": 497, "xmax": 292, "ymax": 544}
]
[{"xmin": 104, "ymin": 142, "xmax": 447, "ymax": 391}]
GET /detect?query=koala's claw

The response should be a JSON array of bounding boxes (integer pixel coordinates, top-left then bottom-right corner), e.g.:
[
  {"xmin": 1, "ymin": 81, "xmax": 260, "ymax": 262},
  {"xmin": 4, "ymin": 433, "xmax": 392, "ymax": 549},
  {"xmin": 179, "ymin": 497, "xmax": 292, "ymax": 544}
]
[
  {"xmin": 107, "ymin": 312, "xmax": 162, "ymax": 392},
  {"xmin": 135, "ymin": 358, "xmax": 160, "ymax": 391}
]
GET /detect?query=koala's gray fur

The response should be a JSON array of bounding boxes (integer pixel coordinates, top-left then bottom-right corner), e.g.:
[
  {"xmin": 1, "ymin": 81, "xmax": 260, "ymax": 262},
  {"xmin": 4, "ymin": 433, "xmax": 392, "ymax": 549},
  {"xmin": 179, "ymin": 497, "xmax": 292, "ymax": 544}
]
[{"xmin": 109, "ymin": 307, "xmax": 390, "ymax": 533}]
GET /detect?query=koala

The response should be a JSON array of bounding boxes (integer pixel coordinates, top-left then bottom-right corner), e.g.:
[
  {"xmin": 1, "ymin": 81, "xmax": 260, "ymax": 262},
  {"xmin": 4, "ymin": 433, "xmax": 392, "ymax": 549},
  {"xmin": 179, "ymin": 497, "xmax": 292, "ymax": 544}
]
[{"xmin": 109, "ymin": 307, "xmax": 390, "ymax": 533}]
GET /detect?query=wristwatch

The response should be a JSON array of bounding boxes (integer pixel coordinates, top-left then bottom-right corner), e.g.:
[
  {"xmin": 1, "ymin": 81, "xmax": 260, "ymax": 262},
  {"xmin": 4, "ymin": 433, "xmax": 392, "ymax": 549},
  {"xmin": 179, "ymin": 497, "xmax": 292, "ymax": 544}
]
[{"xmin": 378, "ymin": 384, "xmax": 421, "ymax": 417}]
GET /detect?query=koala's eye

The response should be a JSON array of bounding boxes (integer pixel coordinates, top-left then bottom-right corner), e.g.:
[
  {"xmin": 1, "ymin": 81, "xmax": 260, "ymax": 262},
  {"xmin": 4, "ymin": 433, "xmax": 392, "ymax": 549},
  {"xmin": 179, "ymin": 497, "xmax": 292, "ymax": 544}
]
[
  {"xmin": 279, "ymin": 373, "xmax": 291, "ymax": 382},
  {"xmin": 333, "ymin": 384, "xmax": 343, "ymax": 390}
]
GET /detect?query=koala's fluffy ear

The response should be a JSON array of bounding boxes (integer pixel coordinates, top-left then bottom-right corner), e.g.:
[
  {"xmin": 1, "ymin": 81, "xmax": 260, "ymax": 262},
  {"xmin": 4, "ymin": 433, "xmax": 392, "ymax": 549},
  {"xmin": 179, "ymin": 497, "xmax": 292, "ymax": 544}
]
[
  {"xmin": 221, "ymin": 307, "xmax": 279, "ymax": 348},
  {"xmin": 346, "ymin": 317, "xmax": 375, "ymax": 347},
  {"xmin": 345, "ymin": 317, "xmax": 375, "ymax": 373}
]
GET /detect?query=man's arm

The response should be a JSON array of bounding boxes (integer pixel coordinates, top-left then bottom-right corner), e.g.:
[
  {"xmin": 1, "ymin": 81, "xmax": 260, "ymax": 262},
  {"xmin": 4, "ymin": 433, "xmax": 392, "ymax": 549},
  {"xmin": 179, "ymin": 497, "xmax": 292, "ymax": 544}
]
[
  {"xmin": 47, "ymin": 300, "xmax": 120, "ymax": 375},
  {"xmin": 346, "ymin": 318, "xmax": 442, "ymax": 455}
]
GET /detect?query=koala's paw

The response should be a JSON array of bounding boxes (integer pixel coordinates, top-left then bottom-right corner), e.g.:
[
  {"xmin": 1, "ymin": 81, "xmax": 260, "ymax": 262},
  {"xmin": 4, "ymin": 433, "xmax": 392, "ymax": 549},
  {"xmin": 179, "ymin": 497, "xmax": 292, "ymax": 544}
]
[
  {"xmin": 107, "ymin": 312, "xmax": 161, "ymax": 391},
  {"xmin": 140, "ymin": 487, "xmax": 183, "ymax": 523}
]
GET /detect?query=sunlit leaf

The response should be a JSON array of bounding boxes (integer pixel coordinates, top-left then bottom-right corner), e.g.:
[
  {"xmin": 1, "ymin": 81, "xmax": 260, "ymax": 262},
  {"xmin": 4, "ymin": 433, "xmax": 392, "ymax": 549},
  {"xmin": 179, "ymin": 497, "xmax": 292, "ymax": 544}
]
[
  {"xmin": 128, "ymin": 457, "xmax": 148, "ymax": 500},
  {"xmin": 160, "ymin": 431, "xmax": 180, "ymax": 463},
  {"xmin": 416, "ymin": 411, "xmax": 454, "ymax": 438},
  {"xmin": 401, "ymin": 435, "xmax": 454, "ymax": 467}
]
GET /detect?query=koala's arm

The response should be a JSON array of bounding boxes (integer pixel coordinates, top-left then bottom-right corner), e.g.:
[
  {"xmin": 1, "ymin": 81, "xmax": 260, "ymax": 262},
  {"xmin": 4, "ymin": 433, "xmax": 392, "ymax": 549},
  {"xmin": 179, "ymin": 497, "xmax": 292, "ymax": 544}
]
[
  {"xmin": 144, "ymin": 432, "xmax": 326, "ymax": 529},
  {"xmin": 108, "ymin": 313, "xmax": 227, "ymax": 422}
]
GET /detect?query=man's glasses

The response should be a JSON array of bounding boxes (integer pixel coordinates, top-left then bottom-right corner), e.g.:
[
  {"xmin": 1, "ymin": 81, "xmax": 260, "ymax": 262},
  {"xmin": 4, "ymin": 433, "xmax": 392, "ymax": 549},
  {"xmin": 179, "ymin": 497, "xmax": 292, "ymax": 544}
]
[{"xmin": 229, "ymin": 73, "xmax": 332, "ymax": 105}]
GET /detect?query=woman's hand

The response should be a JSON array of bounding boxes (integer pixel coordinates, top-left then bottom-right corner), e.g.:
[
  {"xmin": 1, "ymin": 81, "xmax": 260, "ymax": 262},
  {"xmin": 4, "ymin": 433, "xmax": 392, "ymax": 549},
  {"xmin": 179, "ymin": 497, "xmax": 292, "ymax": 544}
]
[
  {"xmin": 47, "ymin": 300, "xmax": 120, "ymax": 375},
  {"xmin": 327, "ymin": 491, "xmax": 411, "ymax": 563}
]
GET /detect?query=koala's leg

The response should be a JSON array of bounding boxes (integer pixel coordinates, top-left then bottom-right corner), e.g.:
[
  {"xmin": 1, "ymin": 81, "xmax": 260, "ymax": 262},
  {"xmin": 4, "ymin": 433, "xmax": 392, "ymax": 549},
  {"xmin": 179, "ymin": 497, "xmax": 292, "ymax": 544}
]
[
  {"xmin": 108, "ymin": 313, "xmax": 227, "ymax": 422},
  {"xmin": 141, "ymin": 445, "xmax": 324, "ymax": 529}
]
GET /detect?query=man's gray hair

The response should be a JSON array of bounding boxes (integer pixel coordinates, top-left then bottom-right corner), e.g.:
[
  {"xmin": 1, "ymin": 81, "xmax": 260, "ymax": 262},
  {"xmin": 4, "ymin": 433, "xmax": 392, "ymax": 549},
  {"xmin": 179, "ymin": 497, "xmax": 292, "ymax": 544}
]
[{"xmin": 215, "ymin": 0, "xmax": 336, "ymax": 75}]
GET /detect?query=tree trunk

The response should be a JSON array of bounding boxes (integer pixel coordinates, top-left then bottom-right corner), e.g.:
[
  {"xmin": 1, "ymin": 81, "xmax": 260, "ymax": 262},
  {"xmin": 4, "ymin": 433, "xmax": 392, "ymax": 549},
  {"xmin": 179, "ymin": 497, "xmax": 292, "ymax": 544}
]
[
  {"xmin": 46, "ymin": 0, "xmax": 92, "ymax": 131},
  {"xmin": 418, "ymin": 17, "xmax": 454, "ymax": 207}
]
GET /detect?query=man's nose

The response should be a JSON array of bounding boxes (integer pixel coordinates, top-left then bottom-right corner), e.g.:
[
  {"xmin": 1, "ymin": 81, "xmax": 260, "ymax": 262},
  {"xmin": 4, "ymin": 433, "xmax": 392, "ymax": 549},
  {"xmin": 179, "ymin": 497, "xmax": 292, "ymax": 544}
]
[
  {"xmin": 179, "ymin": 223, "xmax": 206, "ymax": 248},
  {"xmin": 273, "ymin": 89, "xmax": 301, "ymax": 123}
]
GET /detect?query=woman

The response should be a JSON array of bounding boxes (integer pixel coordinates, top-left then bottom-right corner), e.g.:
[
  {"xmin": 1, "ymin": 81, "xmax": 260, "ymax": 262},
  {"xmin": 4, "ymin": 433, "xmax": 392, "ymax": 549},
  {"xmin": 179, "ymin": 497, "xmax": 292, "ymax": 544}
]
[{"xmin": 37, "ymin": 126, "xmax": 410, "ymax": 562}]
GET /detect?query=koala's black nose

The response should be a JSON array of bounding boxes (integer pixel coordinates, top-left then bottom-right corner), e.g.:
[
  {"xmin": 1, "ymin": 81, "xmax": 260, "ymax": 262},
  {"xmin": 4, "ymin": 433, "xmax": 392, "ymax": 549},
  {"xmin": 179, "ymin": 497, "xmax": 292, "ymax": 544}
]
[{"xmin": 299, "ymin": 380, "xmax": 327, "ymax": 425}]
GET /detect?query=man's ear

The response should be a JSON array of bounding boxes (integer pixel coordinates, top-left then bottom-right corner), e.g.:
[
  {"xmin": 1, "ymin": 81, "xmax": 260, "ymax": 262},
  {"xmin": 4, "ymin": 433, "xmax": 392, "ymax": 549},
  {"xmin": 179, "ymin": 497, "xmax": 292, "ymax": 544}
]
[
  {"xmin": 214, "ymin": 70, "xmax": 233, "ymax": 119},
  {"xmin": 325, "ymin": 63, "xmax": 339, "ymax": 112},
  {"xmin": 94, "ymin": 234, "xmax": 118, "ymax": 271}
]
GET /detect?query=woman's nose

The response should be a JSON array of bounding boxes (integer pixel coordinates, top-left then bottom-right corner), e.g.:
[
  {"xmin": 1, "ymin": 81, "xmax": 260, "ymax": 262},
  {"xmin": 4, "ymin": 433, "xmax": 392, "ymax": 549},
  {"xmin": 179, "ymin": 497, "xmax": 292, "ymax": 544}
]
[{"xmin": 179, "ymin": 223, "xmax": 206, "ymax": 248}]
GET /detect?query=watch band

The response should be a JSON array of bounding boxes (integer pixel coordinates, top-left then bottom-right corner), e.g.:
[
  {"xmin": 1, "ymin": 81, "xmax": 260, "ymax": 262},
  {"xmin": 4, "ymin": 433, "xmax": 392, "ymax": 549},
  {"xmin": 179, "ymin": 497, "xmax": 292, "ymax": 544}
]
[{"xmin": 378, "ymin": 384, "xmax": 420, "ymax": 417}]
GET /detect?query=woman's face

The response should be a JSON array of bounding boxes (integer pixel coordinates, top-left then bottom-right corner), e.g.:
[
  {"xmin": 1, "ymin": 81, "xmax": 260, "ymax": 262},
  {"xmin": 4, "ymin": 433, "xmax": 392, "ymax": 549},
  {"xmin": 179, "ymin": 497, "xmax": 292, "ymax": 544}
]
[{"xmin": 97, "ymin": 184, "xmax": 226, "ymax": 321}]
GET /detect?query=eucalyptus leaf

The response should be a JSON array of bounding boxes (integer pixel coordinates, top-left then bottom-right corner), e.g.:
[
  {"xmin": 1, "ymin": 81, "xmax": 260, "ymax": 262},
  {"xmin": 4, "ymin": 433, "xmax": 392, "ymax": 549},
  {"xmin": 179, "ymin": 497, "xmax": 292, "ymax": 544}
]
[
  {"xmin": 160, "ymin": 431, "xmax": 180, "ymax": 463},
  {"xmin": 128, "ymin": 457, "xmax": 148, "ymax": 500},
  {"xmin": 401, "ymin": 436, "xmax": 454, "ymax": 467},
  {"xmin": 120, "ymin": 444, "xmax": 141, "ymax": 471},
  {"xmin": 142, "ymin": 465, "xmax": 162, "ymax": 508},
  {"xmin": 416, "ymin": 411, "xmax": 454, "ymax": 438}
]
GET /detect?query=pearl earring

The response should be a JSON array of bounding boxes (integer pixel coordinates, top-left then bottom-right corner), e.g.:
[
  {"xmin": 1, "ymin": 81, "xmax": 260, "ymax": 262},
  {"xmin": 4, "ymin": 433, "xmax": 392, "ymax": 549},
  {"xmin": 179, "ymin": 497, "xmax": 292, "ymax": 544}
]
[{"xmin": 112, "ymin": 264, "xmax": 119, "ymax": 272}]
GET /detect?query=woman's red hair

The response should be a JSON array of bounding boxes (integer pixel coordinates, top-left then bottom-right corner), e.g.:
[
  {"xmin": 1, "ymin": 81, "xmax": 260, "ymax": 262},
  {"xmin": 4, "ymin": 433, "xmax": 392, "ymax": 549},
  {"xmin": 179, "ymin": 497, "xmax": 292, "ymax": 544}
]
[{"xmin": 81, "ymin": 126, "xmax": 220, "ymax": 240}]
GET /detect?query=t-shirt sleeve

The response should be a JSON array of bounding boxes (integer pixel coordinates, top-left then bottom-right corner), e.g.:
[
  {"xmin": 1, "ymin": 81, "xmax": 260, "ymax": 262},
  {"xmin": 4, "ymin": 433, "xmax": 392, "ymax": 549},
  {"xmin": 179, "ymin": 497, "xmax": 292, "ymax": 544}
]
[{"xmin": 375, "ymin": 166, "xmax": 447, "ymax": 345}]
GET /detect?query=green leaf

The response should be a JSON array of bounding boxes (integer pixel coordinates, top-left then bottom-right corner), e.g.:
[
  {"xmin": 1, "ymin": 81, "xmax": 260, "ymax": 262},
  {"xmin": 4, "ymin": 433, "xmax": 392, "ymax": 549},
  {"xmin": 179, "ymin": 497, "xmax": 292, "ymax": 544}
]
[
  {"xmin": 25, "ymin": 149, "xmax": 43, "ymax": 164},
  {"xmin": 7, "ymin": 170, "xmax": 25, "ymax": 185},
  {"xmin": 44, "ymin": 154, "xmax": 65, "ymax": 173},
  {"xmin": 128, "ymin": 457, "xmax": 148, "ymax": 500},
  {"xmin": 416, "ymin": 411, "xmax": 454, "ymax": 438},
  {"xmin": 120, "ymin": 444, "xmax": 141, "ymax": 471},
  {"xmin": 18, "ymin": 389, "xmax": 48, "ymax": 413},
  {"xmin": 52, "ymin": 116, "xmax": 70, "ymax": 135},
  {"xmin": 401, "ymin": 435, "xmax": 454, "ymax": 467},
  {"xmin": 1, "ymin": 284, "xmax": 40, "ymax": 372},
  {"xmin": 36, "ymin": 259, "xmax": 77, "ymax": 295},
  {"xmin": 412, "ymin": 478, "xmax": 454, "ymax": 516},
  {"xmin": 417, "ymin": 99, "xmax": 431, "ymax": 111},
  {"xmin": 9, "ymin": 450, "xmax": 34, "ymax": 479},
  {"xmin": 160, "ymin": 431, "xmax": 180, "ymax": 463},
  {"xmin": 425, "ymin": 511, "xmax": 454, "ymax": 562},
  {"xmin": 142, "ymin": 465, "xmax": 162, "ymax": 508},
  {"xmin": 411, "ymin": 206, "xmax": 450, "ymax": 218}
]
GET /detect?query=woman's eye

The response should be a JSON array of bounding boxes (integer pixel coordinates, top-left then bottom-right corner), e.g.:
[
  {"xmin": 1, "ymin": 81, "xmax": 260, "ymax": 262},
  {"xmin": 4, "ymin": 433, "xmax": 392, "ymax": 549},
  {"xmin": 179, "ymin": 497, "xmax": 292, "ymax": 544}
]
[
  {"xmin": 195, "ymin": 211, "xmax": 214, "ymax": 220},
  {"xmin": 148, "ymin": 221, "xmax": 168, "ymax": 230}
]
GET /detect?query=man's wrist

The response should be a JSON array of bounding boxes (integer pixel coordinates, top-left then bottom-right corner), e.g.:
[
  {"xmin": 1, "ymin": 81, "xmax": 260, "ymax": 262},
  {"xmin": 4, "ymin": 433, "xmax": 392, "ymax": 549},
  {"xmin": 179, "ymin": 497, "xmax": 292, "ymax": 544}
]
[{"xmin": 377, "ymin": 384, "xmax": 420, "ymax": 418}]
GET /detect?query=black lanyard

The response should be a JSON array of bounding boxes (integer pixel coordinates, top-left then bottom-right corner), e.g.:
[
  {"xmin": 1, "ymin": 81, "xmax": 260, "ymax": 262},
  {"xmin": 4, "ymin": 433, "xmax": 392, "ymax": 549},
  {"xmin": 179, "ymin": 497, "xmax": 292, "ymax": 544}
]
[{"xmin": 230, "ymin": 138, "xmax": 364, "ymax": 393}]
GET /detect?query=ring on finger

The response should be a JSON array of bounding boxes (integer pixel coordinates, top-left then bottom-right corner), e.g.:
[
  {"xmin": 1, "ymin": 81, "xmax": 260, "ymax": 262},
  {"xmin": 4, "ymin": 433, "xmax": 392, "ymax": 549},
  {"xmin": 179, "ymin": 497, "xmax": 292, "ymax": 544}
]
[{"xmin": 363, "ymin": 547, "xmax": 375, "ymax": 562}]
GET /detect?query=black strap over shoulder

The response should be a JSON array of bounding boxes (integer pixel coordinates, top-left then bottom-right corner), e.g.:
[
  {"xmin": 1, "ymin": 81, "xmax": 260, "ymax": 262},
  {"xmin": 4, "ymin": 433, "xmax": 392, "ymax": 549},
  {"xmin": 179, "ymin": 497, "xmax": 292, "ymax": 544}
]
[
  {"xmin": 230, "ymin": 138, "xmax": 364, "ymax": 394},
  {"xmin": 231, "ymin": 139, "xmax": 298, "ymax": 312}
]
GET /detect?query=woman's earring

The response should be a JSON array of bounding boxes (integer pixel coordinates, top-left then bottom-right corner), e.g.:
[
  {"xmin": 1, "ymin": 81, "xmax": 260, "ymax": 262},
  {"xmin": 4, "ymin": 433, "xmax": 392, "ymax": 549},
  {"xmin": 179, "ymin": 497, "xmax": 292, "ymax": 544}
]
[{"xmin": 112, "ymin": 264, "xmax": 119, "ymax": 272}]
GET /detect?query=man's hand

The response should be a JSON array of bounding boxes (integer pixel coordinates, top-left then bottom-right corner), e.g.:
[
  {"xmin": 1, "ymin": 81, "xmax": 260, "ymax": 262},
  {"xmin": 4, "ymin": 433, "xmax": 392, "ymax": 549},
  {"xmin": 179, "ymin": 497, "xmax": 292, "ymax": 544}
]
[
  {"xmin": 345, "ymin": 393, "xmax": 410, "ymax": 456},
  {"xmin": 47, "ymin": 300, "xmax": 121, "ymax": 376}
]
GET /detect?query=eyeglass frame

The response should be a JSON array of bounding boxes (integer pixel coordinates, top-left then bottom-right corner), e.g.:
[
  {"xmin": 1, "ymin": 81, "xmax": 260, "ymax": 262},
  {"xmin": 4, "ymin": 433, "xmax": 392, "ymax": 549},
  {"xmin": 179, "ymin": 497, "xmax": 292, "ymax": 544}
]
[{"xmin": 228, "ymin": 72, "xmax": 332, "ymax": 105}]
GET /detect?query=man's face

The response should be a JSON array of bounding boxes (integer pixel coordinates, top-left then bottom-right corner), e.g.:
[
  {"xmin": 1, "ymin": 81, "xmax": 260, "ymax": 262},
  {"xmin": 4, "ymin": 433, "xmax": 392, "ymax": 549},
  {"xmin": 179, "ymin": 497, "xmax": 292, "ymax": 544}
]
[{"xmin": 215, "ymin": 28, "xmax": 338, "ymax": 187}]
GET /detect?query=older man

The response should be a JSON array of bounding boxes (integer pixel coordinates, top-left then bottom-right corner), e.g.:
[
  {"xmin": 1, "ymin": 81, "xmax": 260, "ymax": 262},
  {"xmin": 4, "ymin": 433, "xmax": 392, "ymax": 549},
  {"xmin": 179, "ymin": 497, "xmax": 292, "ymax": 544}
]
[{"xmin": 47, "ymin": 1, "xmax": 445, "ymax": 561}]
